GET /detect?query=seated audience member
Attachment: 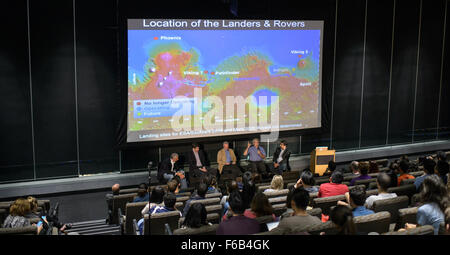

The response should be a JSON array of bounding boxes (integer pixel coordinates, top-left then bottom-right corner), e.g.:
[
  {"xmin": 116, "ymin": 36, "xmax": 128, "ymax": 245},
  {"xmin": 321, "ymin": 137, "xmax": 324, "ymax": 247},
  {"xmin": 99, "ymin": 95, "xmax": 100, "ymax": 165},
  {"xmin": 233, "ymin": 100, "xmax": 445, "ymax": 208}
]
[
  {"xmin": 241, "ymin": 171, "xmax": 257, "ymax": 210},
  {"xmin": 264, "ymin": 175, "xmax": 284, "ymax": 193},
  {"xmin": 329, "ymin": 205, "xmax": 356, "ymax": 235},
  {"xmin": 368, "ymin": 161, "xmax": 379, "ymax": 174},
  {"xmin": 25, "ymin": 196, "xmax": 40, "ymax": 219},
  {"xmin": 324, "ymin": 160, "xmax": 337, "ymax": 176},
  {"xmin": 349, "ymin": 161, "xmax": 360, "ymax": 175},
  {"xmin": 203, "ymin": 174, "xmax": 221, "ymax": 194},
  {"xmin": 386, "ymin": 162, "xmax": 398, "ymax": 188},
  {"xmin": 318, "ymin": 170, "xmax": 349, "ymax": 198},
  {"xmin": 350, "ymin": 162, "xmax": 371, "ymax": 186},
  {"xmin": 133, "ymin": 183, "xmax": 149, "ymax": 203},
  {"xmin": 188, "ymin": 143, "xmax": 217, "ymax": 180},
  {"xmin": 158, "ymin": 153, "xmax": 188, "ymax": 189},
  {"xmin": 167, "ymin": 179, "xmax": 182, "ymax": 197},
  {"xmin": 279, "ymin": 186, "xmax": 313, "ymax": 220},
  {"xmin": 243, "ymin": 192, "xmax": 277, "ymax": 221},
  {"xmin": 269, "ymin": 140, "xmax": 291, "ymax": 175},
  {"xmin": 365, "ymin": 173, "xmax": 397, "ymax": 209},
  {"xmin": 148, "ymin": 193, "xmax": 180, "ymax": 215},
  {"xmin": 275, "ymin": 188, "xmax": 321, "ymax": 234},
  {"xmin": 415, "ymin": 158, "xmax": 436, "ymax": 191},
  {"xmin": 106, "ymin": 183, "xmax": 120, "ymax": 223},
  {"xmin": 180, "ymin": 203, "xmax": 211, "ymax": 229},
  {"xmin": 338, "ymin": 186, "xmax": 374, "ymax": 217},
  {"xmin": 217, "ymin": 141, "xmax": 241, "ymax": 181},
  {"xmin": 141, "ymin": 186, "xmax": 165, "ymax": 216},
  {"xmin": 397, "ymin": 160, "xmax": 415, "ymax": 186},
  {"xmin": 435, "ymin": 160, "xmax": 449, "ymax": 185},
  {"xmin": 2, "ymin": 198, "xmax": 45, "ymax": 234},
  {"xmin": 216, "ymin": 191, "xmax": 267, "ymax": 235},
  {"xmin": 436, "ymin": 151, "xmax": 447, "ymax": 162},
  {"xmin": 243, "ymin": 138, "xmax": 268, "ymax": 177},
  {"xmin": 236, "ymin": 176, "xmax": 244, "ymax": 191},
  {"xmin": 138, "ymin": 193, "xmax": 180, "ymax": 234},
  {"xmin": 221, "ymin": 180, "xmax": 239, "ymax": 216},
  {"xmin": 294, "ymin": 169, "xmax": 319, "ymax": 193},
  {"xmin": 183, "ymin": 183, "xmax": 208, "ymax": 216},
  {"xmin": 403, "ymin": 175, "xmax": 447, "ymax": 235}
]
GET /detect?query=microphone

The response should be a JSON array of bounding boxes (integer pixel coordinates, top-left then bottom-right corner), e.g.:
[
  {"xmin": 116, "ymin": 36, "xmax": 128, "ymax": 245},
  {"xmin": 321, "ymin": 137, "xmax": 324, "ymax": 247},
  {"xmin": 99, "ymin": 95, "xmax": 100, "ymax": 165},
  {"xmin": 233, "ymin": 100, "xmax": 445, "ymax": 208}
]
[{"xmin": 147, "ymin": 161, "xmax": 153, "ymax": 185}]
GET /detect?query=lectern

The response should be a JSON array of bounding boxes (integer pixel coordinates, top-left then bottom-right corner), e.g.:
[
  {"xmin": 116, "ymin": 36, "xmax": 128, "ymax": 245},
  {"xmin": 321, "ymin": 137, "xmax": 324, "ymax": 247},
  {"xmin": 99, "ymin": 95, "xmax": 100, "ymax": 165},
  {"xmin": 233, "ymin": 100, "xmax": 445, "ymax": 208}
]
[{"xmin": 310, "ymin": 147, "xmax": 335, "ymax": 176}]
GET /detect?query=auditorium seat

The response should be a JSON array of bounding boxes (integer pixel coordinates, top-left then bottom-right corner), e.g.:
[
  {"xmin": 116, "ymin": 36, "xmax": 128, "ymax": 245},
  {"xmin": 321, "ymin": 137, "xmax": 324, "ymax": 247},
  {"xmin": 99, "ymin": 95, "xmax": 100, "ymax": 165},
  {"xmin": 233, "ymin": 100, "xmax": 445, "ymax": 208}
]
[
  {"xmin": 0, "ymin": 225, "xmax": 37, "ymax": 235},
  {"xmin": 396, "ymin": 207, "xmax": 418, "ymax": 230},
  {"xmin": 119, "ymin": 188, "xmax": 139, "ymax": 194},
  {"xmin": 354, "ymin": 178, "xmax": 376, "ymax": 188},
  {"xmin": 372, "ymin": 196, "xmax": 409, "ymax": 223},
  {"xmin": 272, "ymin": 204, "xmax": 287, "ymax": 217},
  {"xmin": 348, "ymin": 184, "xmax": 366, "ymax": 192},
  {"xmin": 176, "ymin": 196, "xmax": 190, "ymax": 204},
  {"xmin": 173, "ymin": 223, "xmax": 219, "ymax": 235},
  {"xmin": 122, "ymin": 201, "xmax": 147, "ymax": 235},
  {"xmin": 382, "ymin": 225, "xmax": 434, "ymax": 235},
  {"xmin": 314, "ymin": 178, "xmax": 330, "ymax": 186},
  {"xmin": 177, "ymin": 191, "xmax": 192, "ymax": 197},
  {"xmin": 178, "ymin": 213, "xmax": 220, "ymax": 228},
  {"xmin": 312, "ymin": 195, "xmax": 346, "ymax": 215},
  {"xmin": 309, "ymin": 192, "xmax": 319, "ymax": 201},
  {"xmin": 281, "ymin": 171, "xmax": 300, "ymax": 182},
  {"xmin": 354, "ymin": 211, "xmax": 391, "ymax": 234},
  {"xmin": 144, "ymin": 210, "xmax": 181, "ymax": 235},
  {"xmin": 255, "ymin": 215, "xmax": 275, "ymax": 224},
  {"xmin": 368, "ymin": 182, "xmax": 378, "ymax": 190},
  {"xmin": 0, "ymin": 208, "xmax": 6, "ymax": 226},
  {"xmin": 374, "ymin": 159, "xmax": 389, "ymax": 167},
  {"xmin": 387, "ymin": 184, "xmax": 417, "ymax": 203},
  {"xmin": 365, "ymin": 189, "xmax": 379, "ymax": 198},
  {"xmin": 205, "ymin": 204, "xmax": 222, "ymax": 216},
  {"xmin": 111, "ymin": 193, "xmax": 136, "ymax": 225},
  {"xmin": 205, "ymin": 193, "xmax": 222, "ymax": 199},
  {"xmin": 286, "ymin": 182, "xmax": 296, "ymax": 189},
  {"xmin": 175, "ymin": 202, "xmax": 184, "ymax": 212},
  {"xmin": 307, "ymin": 207, "xmax": 322, "ymax": 219},
  {"xmin": 268, "ymin": 196, "xmax": 287, "ymax": 206},
  {"xmin": 190, "ymin": 197, "xmax": 221, "ymax": 206},
  {"xmin": 254, "ymin": 227, "xmax": 284, "ymax": 235},
  {"xmin": 304, "ymin": 221, "xmax": 338, "ymax": 235},
  {"xmin": 264, "ymin": 189, "xmax": 289, "ymax": 199}
]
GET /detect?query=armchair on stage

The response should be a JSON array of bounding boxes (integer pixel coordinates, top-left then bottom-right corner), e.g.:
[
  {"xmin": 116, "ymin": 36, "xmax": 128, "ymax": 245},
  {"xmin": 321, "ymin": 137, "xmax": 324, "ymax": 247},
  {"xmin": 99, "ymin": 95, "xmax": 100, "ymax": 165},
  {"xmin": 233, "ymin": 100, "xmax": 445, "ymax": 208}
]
[{"xmin": 310, "ymin": 147, "xmax": 335, "ymax": 176}]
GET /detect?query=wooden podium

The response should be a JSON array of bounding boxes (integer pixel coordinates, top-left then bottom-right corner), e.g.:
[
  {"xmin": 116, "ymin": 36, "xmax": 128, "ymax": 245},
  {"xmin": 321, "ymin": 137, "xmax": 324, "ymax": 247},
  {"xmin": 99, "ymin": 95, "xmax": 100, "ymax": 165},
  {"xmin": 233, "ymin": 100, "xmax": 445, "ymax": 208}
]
[{"xmin": 310, "ymin": 147, "xmax": 335, "ymax": 176}]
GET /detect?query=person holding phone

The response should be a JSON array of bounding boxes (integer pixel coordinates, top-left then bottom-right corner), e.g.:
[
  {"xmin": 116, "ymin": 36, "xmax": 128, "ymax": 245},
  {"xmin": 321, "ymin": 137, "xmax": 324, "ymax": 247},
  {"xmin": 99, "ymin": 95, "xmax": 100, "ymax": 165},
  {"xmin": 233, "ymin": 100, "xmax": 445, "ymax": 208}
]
[{"xmin": 243, "ymin": 138, "xmax": 267, "ymax": 175}]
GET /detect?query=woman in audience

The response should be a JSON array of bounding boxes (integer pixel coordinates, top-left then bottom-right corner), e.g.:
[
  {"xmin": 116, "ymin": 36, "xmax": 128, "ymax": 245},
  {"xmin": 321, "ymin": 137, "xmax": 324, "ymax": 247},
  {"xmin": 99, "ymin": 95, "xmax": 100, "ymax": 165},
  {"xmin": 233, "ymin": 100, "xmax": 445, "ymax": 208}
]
[
  {"xmin": 221, "ymin": 180, "xmax": 238, "ymax": 216},
  {"xmin": 2, "ymin": 198, "xmax": 45, "ymax": 234},
  {"xmin": 329, "ymin": 205, "xmax": 356, "ymax": 235},
  {"xmin": 243, "ymin": 192, "xmax": 277, "ymax": 221},
  {"xmin": 264, "ymin": 175, "xmax": 284, "ymax": 193},
  {"xmin": 25, "ymin": 196, "xmax": 40, "ymax": 219},
  {"xmin": 133, "ymin": 183, "xmax": 149, "ymax": 203},
  {"xmin": 181, "ymin": 203, "xmax": 211, "ymax": 229},
  {"xmin": 403, "ymin": 175, "xmax": 447, "ymax": 235},
  {"xmin": 368, "ymin": 161, "xmax": 379, "ymax": 173},
  {"xmin": 141, "ymin": 186, "xmax": 165, "ymax": 216},
  {"xmin": 294, "ymin": 169, "xmax": 318, "ymax": 193},
  {"xmin": 396, "ymin": 160, "xmax": 415, "ymax": 186},
  {"xmin": 350, "ymin": 162, "xmax": 371, "ymax": 186},
  {"xmin": 203, "ymin": 174, "xmax": 221, "ymax": 194}
]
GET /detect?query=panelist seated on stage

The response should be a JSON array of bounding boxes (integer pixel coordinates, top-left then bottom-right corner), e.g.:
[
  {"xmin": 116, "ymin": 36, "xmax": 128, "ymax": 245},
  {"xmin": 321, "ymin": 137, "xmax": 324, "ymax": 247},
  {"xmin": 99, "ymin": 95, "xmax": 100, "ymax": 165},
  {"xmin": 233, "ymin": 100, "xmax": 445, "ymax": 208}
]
[
  {"xmin": 217, "ymin": 141, "xmax": 241, "ymax": 179},
  {"xmin": 269, "ymin": 140, "xmax": 291, "ymax": 175},
  {"xmin": 188, "ymin": 143, "xmax": 217, "ymax": 179},
  {"xmin": 243, "ymin": 138, "xmax": 268, "ymax": 176},
  {"xmin": 157, "ymin": 153, "xmax": 188, "ymax": 189}
]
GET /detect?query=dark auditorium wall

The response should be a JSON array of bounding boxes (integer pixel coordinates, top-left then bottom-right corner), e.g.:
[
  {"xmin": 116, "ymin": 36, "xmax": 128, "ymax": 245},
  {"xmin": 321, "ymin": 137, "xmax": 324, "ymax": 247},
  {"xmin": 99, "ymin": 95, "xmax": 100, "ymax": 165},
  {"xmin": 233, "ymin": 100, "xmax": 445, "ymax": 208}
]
[{"xmin": 0, "ymin": 0, "xmax": 449, "ymax": 183}]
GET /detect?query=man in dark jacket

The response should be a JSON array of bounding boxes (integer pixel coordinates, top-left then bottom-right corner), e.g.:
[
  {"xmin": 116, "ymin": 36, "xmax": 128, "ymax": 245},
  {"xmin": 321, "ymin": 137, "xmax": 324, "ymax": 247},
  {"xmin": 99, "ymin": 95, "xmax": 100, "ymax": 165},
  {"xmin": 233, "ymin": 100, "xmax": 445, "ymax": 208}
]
[
  {"xmin": 158, "ymin": 153, "xmax": 187, "ymax": 189},
  {"xmin": 269, "ymin": 140, "xmax": 291, "ymax": 175},
  {"xmin": 187, "ymin": 143, "xmax": 217, "ymax": 180}
]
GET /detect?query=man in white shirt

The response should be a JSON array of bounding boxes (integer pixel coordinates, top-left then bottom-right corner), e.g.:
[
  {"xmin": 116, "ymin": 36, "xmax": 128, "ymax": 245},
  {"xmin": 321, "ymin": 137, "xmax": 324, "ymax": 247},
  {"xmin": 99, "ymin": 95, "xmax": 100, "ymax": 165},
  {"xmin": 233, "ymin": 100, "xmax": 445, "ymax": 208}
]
[
  {"xmin": 365, "ymin": 172, "xmax": 397, "ymax": 209},
  {"xmin": 269, "ymin": 140, "xmax": 291, "ymax": 175}
]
